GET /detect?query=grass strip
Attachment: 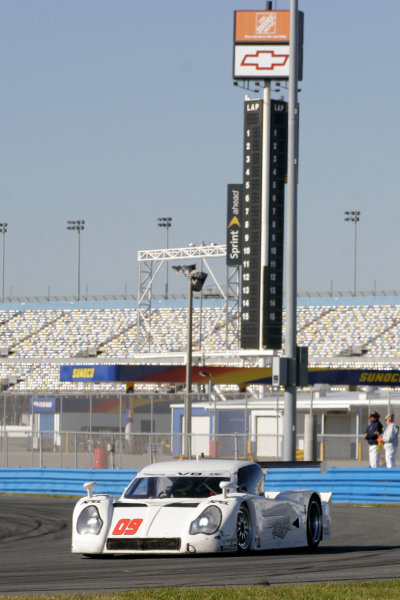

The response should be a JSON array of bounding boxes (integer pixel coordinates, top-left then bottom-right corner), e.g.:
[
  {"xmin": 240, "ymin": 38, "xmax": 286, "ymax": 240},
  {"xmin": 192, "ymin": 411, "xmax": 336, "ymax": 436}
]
[{"xmin": 3, "ymin": 581, "xmax": 400, "ymax": 600}]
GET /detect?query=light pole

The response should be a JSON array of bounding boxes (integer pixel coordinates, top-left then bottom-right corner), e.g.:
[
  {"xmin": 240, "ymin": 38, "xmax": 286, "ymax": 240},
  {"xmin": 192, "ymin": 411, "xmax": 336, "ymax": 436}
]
[
  {"xmin": 283, "ymin": 0, "xmax": 300, "ymax": 461},
  {"xmin": 172, "ymin": 264, "xmax": 207, "ymax": 458},
  {"xmin": 66, "ymin": 220, "xmax": 85, "ymax": 300},
  {"xmin": 157, "ymin": 217, "xmax": 172, "ymax": 299},
  {"xmin": 344, "ymin": 210, "xmax": 360, "ymax": 296},
  {"xmin": 0, "ymin": 223, "xmax": 7, "ymax": 303}
]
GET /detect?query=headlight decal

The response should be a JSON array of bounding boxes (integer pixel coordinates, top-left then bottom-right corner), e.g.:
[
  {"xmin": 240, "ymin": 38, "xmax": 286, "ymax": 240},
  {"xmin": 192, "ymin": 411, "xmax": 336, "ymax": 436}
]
[
  {"xmin": 189, "ymin": 505, "xmax": 222, "ymax": 535},
  {"xmin": 76, "ymin": 505, "xmax": 103, "ymax": 535}
]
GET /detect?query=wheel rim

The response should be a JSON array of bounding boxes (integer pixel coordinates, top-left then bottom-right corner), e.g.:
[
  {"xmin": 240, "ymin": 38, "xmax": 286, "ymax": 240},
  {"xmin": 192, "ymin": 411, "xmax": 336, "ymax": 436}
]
[
  {"xmin": 308, "ymin": 500, "xmax": 322, "ymax": 544},
  {"xmin": 237, "ymin": 507, "xmax": 251, "ymax": 551}
]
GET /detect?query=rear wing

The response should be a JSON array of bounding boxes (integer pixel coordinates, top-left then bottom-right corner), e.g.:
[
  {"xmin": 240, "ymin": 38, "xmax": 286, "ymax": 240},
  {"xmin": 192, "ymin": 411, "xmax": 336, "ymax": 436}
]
[{"xmin": 257, "ymin": 461, "xmax": 327, "ymax": 474}]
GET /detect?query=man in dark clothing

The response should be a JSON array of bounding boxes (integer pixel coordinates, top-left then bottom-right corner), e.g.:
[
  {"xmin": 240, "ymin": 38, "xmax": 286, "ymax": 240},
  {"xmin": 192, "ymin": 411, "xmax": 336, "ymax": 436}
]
[{"xmin": 364, "ymin": 411, "xmax": 384, "ymax": 468}]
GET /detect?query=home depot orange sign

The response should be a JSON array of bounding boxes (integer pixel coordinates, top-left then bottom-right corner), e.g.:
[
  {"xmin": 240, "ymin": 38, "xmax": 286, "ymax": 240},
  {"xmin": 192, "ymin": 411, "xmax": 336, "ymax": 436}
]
[{"xmin": 235, "ymin": 11, "xmax": 290, "ymax": 43}]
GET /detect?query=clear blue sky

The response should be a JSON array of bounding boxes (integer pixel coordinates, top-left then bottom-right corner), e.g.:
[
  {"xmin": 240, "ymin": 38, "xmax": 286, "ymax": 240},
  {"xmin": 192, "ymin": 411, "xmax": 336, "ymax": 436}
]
[{"xmin": 0, "ymin": 0, "xmax": 398, "ymax": 298}]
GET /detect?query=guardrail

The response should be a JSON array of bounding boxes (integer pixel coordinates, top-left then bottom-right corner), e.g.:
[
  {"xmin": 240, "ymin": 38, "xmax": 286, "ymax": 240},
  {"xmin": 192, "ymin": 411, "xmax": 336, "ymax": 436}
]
[{"xmin": 1, "ymin": 466, "xmax": 400, "ymax": 503}]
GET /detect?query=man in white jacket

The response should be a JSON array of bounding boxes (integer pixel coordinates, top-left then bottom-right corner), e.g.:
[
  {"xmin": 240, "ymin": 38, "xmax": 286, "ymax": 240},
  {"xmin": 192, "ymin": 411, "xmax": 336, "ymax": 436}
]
[{"xmin": 382, "ymin": 414, "xmax": 399, "ymax": 468}]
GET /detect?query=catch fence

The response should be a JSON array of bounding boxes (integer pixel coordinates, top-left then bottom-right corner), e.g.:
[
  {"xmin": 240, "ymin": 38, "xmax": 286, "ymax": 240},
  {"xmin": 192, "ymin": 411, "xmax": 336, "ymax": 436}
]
[
  {"xmin": 0, "ymin": 390, "xmax": 382, "ymax": 468},
  {"xmin": 0, "ymin": 429, "xmax": 373, "ymax": 469}
]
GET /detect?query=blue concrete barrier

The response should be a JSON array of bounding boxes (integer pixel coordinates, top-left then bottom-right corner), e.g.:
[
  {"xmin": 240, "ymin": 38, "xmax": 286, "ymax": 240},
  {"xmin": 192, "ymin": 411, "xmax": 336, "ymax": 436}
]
[
  {"xmin": 1, "ymin": 466, "xmax": 400, "ymax": 503},
  {"xmin": 0, "ymin": 468, "xmax": 138, "ymax": 497},
  {"xmin": 265, "ymin": 467, "xmax": 400, "ymax": 504}
]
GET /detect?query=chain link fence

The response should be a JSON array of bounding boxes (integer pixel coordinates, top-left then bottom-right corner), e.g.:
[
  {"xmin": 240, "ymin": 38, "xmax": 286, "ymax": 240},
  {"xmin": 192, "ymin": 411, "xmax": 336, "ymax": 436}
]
[
  {"xmin": 0, "ymin": 391, "xmax": 378, "ymax": 468},
  {"xmin": 0, "ymin": 428, "xmax": 375, "ymax": 469}
]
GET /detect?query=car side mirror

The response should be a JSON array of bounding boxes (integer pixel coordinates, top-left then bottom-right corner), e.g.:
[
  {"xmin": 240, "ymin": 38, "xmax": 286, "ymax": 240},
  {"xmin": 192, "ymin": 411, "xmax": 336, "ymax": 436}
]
[
  {"xmin": 83, "ymin": 481, "xmax": 97, "ymax": 499},
  {"xmin": 220, "ymin": 481, "xmax": 237, "ymax": 499}
]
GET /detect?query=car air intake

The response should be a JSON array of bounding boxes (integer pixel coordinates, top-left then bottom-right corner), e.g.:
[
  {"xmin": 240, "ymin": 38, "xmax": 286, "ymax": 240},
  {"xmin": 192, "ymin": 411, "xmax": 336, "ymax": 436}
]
[{"xmin": 106, "ymin": 538, "xmax": 181, "ymax": 551}]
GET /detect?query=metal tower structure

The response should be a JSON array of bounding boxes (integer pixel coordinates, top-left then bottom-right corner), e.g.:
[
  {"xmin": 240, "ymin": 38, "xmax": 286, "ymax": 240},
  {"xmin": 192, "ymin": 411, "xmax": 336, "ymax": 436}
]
[{"xmin": 136, "ymin": 244, "xmax": 240, "ymax": 353}]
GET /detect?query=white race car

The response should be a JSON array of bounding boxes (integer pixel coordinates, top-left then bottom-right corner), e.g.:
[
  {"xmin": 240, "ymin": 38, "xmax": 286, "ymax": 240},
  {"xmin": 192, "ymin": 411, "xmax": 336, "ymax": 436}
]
[{"xmin": 72, "ymin": 459, "xmax": 332, "ymax": 556}]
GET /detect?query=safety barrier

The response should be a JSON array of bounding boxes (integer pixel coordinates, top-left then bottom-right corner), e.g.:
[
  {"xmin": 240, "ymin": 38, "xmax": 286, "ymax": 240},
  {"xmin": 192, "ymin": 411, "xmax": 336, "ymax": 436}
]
[
  {"xmin": 0, "ymin": 468, "xmax": 137, "ymax": 497},
  {"xmin": 1, "ymin": 467, "xmax": 400, "ymax": 503},
  {"xmin": 264, "ymin": 467, "xmax": 400, "ymax": 504}
]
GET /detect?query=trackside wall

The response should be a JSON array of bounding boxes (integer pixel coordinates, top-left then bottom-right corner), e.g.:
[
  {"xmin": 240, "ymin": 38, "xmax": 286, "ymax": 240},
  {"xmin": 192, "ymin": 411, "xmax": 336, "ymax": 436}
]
[{"xmin": 1, "ymin": 467, "xmax": 400, "ymax": 503}]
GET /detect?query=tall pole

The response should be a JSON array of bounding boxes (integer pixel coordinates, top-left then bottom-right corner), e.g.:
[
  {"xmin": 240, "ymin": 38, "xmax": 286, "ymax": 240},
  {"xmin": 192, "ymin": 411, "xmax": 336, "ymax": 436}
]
[
  {"xmin": 284, "ymin": 0, "xmax": 299, "ymax": 461},
  {"xmin": 173, "ymin": 263, "xmax": 207, "ymax": 459},
  {"xmin": 77, "ymin": 226, "xmax": 81, "ymax": 301},
  {"xmin": 67, "ymin": 220, "xmax": 85, "ymax": 301},
  {"xmin": 2, "ymin": 230, "xmax": 4, "ymax": 303},
  {"xmin": 0, "ymin": 224, "xmax": 7, "ymax": 303},
  {"xmin": 353, "ymin": 218, "xmax": 357, "ymax": 296},
  {"xmin": 166, "ymin": 224, "xmax": 169, "ymax": 299},
  {"xmin": 344, "ymin": 211, "xmax": 360, "ymax": 296},
  {"xmin": 184, "ymin": 276, "xmax": 193, "ymax": 458},
  {"xmin": 157, "ymin": 217, "xmax": 172, "ymax": 299}
]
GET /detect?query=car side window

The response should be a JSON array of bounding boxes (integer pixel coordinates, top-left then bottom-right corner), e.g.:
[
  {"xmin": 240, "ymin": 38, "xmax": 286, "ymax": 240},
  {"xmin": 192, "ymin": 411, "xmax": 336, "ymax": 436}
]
[
  {"xmin": 238, "ymin": 464, "xmax": 264, "ymax": 495},
  {"xmin": 125, "ymin": 477, "xmax": 149, "ymax": 498}
]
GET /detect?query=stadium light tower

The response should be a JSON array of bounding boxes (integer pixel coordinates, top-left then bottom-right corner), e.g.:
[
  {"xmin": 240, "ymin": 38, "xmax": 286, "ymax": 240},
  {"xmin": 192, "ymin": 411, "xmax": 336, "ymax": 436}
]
[
  {"xmin": 172, "ymin": 264, "xmax": 207, "ymax": 458},
  {"xmin": 344, "ymin": 210, "xmax": 361, "ymax": 296},
  {"xmin": 157, "ymin": 217, "xmax": 172, "ymax": 299},
  {"xmin": 0, "ymin": 223, "xmax": 7, "ymax": 303},
  {"xmin": 66, "ymin": 220, "xmax": 85, "ymax": 301}
]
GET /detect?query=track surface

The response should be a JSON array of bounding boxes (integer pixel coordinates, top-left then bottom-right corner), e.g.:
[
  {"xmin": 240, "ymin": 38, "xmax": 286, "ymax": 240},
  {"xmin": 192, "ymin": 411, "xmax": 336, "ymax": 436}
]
[{"xmin": 0, "ymin": 496, "xmax": 400, "ymax": 595}]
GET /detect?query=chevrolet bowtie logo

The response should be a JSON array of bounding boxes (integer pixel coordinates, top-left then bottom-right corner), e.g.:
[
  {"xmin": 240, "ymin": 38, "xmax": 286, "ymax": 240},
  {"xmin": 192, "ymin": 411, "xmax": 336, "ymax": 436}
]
[{"xmin": 240, "ymin": 49, "xmax": 289, "ymax": 70}]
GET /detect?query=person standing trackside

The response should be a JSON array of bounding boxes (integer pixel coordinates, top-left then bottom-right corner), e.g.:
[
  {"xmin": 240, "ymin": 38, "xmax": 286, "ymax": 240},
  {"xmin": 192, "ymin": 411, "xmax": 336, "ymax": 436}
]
[
  {"xmin": 381, "ymin": 414, "xmax": 399, "ymax": 468},
  {"xmin": 364, "ymin": 411, "xmax": 384, "ymax": 468}
]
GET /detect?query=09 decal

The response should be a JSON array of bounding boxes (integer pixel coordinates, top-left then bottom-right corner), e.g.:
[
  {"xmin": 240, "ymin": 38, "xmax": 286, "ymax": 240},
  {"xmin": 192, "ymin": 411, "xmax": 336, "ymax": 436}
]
[{"xmin": 112, "ymin": 518, "xmax": 143, "ymax": 535}]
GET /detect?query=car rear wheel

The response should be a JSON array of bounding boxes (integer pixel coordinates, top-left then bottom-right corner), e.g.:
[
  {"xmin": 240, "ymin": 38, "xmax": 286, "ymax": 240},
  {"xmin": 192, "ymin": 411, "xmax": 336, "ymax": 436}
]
[
  {"xmin": 237, "ymin": 505, "xmax": 252, "ymax": 552},
  {"xmin": 306, "ymin": 494, "xmax": 322, "ymax": 549}
]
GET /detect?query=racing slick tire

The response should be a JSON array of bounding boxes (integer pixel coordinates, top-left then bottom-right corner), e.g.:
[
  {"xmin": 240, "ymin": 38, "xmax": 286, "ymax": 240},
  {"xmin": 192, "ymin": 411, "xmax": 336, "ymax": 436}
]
[
  {"xmin": 236, "ymin": 504, "xmax": 252, "ymax": 552},
  {"xmin": 306, "ymin": 494, "xmax": 323, "ymax": 549},
  {"xmin": 83, "ymin": 554, "xmax": 113, "ymax": 559}
]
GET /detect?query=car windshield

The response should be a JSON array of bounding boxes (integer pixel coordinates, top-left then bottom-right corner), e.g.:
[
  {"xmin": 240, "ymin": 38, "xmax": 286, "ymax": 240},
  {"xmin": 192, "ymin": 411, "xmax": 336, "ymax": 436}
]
[{"xmin": 124, "ymin": 476, "xmax": 230, "ymax": 499}]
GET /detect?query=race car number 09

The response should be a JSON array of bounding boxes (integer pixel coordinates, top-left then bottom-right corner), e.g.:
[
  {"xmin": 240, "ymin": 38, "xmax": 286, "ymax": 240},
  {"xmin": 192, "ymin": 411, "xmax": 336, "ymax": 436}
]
[{"xmin": 112, "ymin": 518, "xmax": 143, "ymax": 535}]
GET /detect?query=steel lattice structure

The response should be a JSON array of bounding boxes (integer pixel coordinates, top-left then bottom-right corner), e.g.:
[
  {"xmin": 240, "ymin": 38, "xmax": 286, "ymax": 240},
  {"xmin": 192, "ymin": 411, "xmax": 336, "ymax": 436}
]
[{"xmin": 136, "ymin": 244, "xmax": 240, "ymax": 354}]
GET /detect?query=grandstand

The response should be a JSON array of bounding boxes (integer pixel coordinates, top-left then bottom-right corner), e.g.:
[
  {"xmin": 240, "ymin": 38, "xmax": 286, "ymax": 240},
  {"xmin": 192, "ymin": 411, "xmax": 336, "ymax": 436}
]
[{"xmin": 1, "ymin": 295, "xmax": 400, "ymax": 391}]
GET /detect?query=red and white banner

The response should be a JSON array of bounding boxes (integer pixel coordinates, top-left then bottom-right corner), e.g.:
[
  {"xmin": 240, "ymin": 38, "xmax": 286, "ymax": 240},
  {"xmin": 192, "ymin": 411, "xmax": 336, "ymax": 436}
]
[{"xmin": 234, "ymin": 44, "xmax": 290, "ymax": 79}]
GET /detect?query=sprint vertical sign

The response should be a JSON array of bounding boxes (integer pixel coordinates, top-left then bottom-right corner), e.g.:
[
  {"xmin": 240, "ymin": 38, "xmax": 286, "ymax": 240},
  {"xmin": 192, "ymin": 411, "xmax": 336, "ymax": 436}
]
[{"xmin": 226, "ymin": 184, "xmax": 243, "ymax": 266}]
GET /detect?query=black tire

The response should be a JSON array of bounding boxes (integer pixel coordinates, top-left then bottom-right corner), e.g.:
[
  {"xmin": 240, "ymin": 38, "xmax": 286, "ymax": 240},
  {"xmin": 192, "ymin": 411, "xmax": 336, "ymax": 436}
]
[
  {"xmin": 237, "ymin": 504, "xmax": 252, "ymax": 552},
  {"xmin": 306, "ymin": 494, "xmax": 323, "ymax": 549},
  {"xmin": 82, "ymin": 554, "xmax": 113, "ymax": 559}
]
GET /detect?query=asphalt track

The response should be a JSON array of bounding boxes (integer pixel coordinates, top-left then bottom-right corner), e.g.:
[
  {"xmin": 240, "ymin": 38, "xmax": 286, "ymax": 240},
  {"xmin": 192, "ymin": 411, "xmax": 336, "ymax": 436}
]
[{"xmin": 1, "ymin": 497, "xmax": 400, "ymax": 596}]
